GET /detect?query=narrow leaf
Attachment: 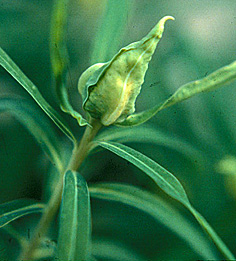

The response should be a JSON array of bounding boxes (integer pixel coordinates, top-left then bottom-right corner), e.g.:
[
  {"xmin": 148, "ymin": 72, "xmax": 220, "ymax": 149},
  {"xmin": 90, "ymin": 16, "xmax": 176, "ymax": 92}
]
[
  {"xmin": 50, "ymin": 0, "xmax": 88, "ymax": 127},
  {"xmin": 92, "ymin": 237, "xmax": 144, "ymax": 261},
  {"xmin": 97, "ymin": 141, "xmax": 189, "ymax": 204},
  {"xmin": 96, "ymin": 141, "xmax": 234, "ymax": 260},
  {"xmin": 0, "ymin": 97, "xmax": 63, "ymax": 173},
  {"xmin": 90, "ymin": 183, "xmax": 218, "ymax": 260},
  {"xmin": 0, "ymin": 47, "xmax": 76, "ymax": 142},
  {"xmin": 0, "ymin": 199, "xmax": 44, "ymax": 228},
  {"xmin": 90, "ymin": 0, "xmax": 133, "ymax": 64},
  {"xmin": 58, "ymin": 171, "xmax": 91, "ymax": 261},
  {"xmin": 118, "ymin": 60, "xmax": 236, "ymax": 126},
  {"xmin": 94, "ymin": 125, "xmax": 204, "ymax": 163}
]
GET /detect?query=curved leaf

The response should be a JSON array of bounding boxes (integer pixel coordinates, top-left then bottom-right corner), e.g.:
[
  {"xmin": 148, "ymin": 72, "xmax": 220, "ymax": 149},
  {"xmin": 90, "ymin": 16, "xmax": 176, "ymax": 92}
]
[
  {"xmin": 117, "ymin": 60, "xmax": 236, "ymax": 126},
  {"xmin": 97, "ymin": 142, "xmax": 189, "ymax": 203},
  {"xmin": 94, "ymin": 125, "xmax": 204, "ymax": 163},
  {"xmin": 0, "ymin": 47, "xmax": 76, "ymax": 142},
  {"xmin": 90, "ymin": 0, "xmax": 133, "ymax": 64},
  {"xmin": 0, "ymin": 199, "xmax": 44, "ymax": 228},
  {"xmin": 0, "ymin": 97, "xmax": 63, "ymax": 173},
  {"xmin": 58, "ymin": 171, "xmax": 91, "ymax": 261},
  {"xmin": 92, "ymin": 236, "xmax": 144, "ymax": 261},
  {"xmin": 90, "ymin": 183, "xmax": 218, "ymax": 260},
  {"xmin": 96, "ymin": 141, "xmax": 234, "ymax": 260},
  {"xmin": 50, "ymin": 0, "xmax": 88, "ymax": 127}
]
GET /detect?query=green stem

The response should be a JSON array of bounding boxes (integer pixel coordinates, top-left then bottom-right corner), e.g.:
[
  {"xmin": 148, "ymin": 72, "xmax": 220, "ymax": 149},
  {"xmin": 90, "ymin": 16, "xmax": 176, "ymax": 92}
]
[
  {"xmin": 67, "ymin": 118, "xmax": 102, "ymax": 171},
  {"xmin": 19, "ymin": 118, "xmax": 102, "ymax": 260}
]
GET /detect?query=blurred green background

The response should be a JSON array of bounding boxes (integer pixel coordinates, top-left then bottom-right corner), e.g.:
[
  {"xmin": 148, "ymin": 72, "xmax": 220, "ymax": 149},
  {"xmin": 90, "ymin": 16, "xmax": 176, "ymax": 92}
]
[{"xmin": 1, "ymin": 0, "xmax": 236, "ymax": 260}]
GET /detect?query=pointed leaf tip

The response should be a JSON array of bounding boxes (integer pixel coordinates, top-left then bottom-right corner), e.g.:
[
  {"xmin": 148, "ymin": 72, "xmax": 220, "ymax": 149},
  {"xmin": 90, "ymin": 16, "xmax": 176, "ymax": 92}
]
[
  {"xmin": 160, "ymin": 16, "xmax": 175, "ymax": 26},
  {"xmin": 152, "ymin": 15, "xmax": 175, "ymax": 37},
  {"xmin": 163, "ymin": 15, "xmax": 175, "ymax": 21}
]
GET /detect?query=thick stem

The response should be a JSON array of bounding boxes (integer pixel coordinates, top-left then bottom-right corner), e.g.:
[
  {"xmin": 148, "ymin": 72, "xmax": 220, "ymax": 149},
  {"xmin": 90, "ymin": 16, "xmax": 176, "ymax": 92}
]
[{"xmin": 19, "ymin": 118, "xmax": 102, "ymax": 260}]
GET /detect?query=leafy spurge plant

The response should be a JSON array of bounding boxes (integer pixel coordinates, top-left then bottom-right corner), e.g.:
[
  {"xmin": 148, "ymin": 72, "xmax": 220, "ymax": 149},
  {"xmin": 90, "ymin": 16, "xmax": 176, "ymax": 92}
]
[{"xmin": 0, "ymin": 1, "xmax": 236, "ymax": 260}]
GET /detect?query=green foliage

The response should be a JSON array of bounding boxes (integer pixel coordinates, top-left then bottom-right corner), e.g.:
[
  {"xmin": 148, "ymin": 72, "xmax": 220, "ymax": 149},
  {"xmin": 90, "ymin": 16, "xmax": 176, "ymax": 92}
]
[
  {"xmin": 0, "ymin": 97, "xmax": 63, "ymax": 173},
  {"xmin": 118, "ymin": 60, "xmax": 236, "ymax": 126},
  {"xmin": 0, "ymin": 199, "xmax": 44, "ymax": 228},
  {"xmin": 0, "ymin": 47, "xmax": 76, "ymax": 142},
  {"xmin": 92, "ymin": 237, "xmax": 144, "ymax": 261},
  {"xmin": 58, "ymin": 171, "xmax": 91, "ymax": 261},
  {"xmin": 95, "ymin": 124, "xmax": 204, "ymax": 164},
  {"xmin": 96, "ymin": 141, "xmax": 189, "ymax": 203},
  {"xmin": 90, "ymin": 183, "xmax": 218, "ymax": 260},
  {"xmin": 96, "ymin": 141, "xmax": 234, "ymax": 259},
  {"xmin": 0, "ymin": 1, "xmax": 236, "ymax": 260},
  {"xmin": 50, "ymin": 0, "xmax": 89, "ymax": 127},
  {"xmin": 90, "ymin": 0, "xmax": 132, "ymax": 64}
]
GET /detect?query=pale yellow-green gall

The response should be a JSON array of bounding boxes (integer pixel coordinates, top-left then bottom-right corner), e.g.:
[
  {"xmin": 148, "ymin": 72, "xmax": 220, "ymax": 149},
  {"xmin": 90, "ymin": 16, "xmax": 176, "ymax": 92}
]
[
  {"xmin": 78, "ymin": 16, "xmax": 174, "ymax": 126},
  {"xmin": 78, "ymin": 63, "xmax": 105, "ymax": 96}
]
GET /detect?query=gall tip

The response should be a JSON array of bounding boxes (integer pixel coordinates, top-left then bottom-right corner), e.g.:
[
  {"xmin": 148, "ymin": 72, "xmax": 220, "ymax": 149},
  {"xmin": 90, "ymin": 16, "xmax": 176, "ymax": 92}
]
[{"xmin": 160, "ymin": 15, "xmax": 175, "ymax": 25}]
